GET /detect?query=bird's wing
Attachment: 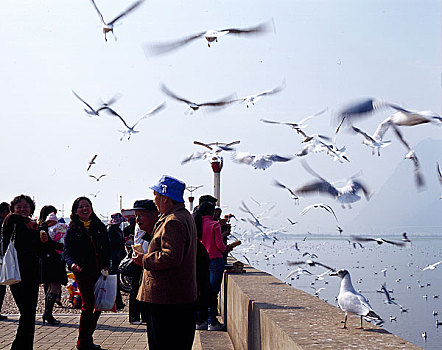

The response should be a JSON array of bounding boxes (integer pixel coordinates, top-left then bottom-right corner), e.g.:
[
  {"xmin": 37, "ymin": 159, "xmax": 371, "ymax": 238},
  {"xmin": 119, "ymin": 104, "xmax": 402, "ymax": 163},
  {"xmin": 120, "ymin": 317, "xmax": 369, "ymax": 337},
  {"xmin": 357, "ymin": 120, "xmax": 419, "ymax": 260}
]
[
  {"xmin": 193, "ymin": 141, "xmax": 213, "ymax": 151},
  {"xmin": 198, "ymin": 94, "xmax": 237, "ymax": 107},
  {"xmin": 351, "ymin": 235, "xmax": 379, "ymax": 243},
  {"xmin": 221, "ymin": 20, "xmax": 273, "ymax": 36},
  {"xmin": 299, "ymin": 205, "xmax": 314, "ymax": 216},
  {"xmin": 437, "ymin": 163, "xmax": 442, "ymax": 185},
  {"xmin": 89, "ymin": 0, "xmax": 106, "ymax": 24},
  {"xmin": 381, "ymin": 238, "xmax": 406, "ymax": 247},
  {"xmin": 98, "ymin": 174, "xmax": 106, "ymax": 180},
  {"xmin": 91, "ymin": 154, "xmax": 98, "ymax": 162},
  {"xmin": 232, "ymin": 152, "xmax": 254, "ymax": 165},
  {"xmin": 348, "ymin": 179, "xmax": 371, "ymax": 200},
  {"xmin": 253, "ymin": 83, "xmax": 285, "ymax": 98},
  {"xmin": 72, "ymin": 90, "xmax": 95, "ymax": 112},
  {"xmin": 260, "ymin": 118, "xmax": 284, "ymax": 125},
  {"xmin": 300, "ymin": 159, "xmax": 327, "ymax": 182},
  {"xmin": 267, "ymin": 154, "xmax": 293, "ymax": 162},
  {"xmin": 89, "ymin": 174, "xmax": 97, "ymax": 180},
  {"xmin": 144, "ymin": 32, "xmax": 206, "ymax": 56},
  {"xmin": 351, "ymin": 126, "xmax": 376, "ymax": 143},
  {"xmin": 133, "ymin": 102, "xmax": 166, "ymax": 128},
  {"xmin": 160, "ymin": 84, "xmax": 195, "ymax": 105},
  {"xmin": 372, "ymin": 117, "xmax": 392, "ymax": 141},
  {"xmin": 314, "ymin": 261, "xmax": 336, "ymax": 272},
  {"xmin": 108, "ymin": 0, "xmax": 144, "ymax": 25},
  {"xmin": 181, "ymin": 152, "xmax": 206, "ymax": 165},
  {"xmin": 296, "ymin": 180, "xmax": 339, "ymax": 198},
  {"xmin": 225, "ymin": 140, "xmax": 241, "ymax": 148},
  {"xmin": 320, "ymin": 204, "xmax": 338, "ymax": 222},
  {"xmin": 104, "ymin": 107, "xmax": 131, "ymax": 129}
]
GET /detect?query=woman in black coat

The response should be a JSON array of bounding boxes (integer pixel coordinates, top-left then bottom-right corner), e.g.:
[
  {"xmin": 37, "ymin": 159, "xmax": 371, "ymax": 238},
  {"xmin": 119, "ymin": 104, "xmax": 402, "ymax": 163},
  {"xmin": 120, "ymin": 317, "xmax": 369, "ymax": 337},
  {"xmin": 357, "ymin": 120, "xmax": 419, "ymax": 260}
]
[
  {"xmin": 63, "ymin": 197, "xmax": 110, "ymax": 350},
  {"xmin": 1, "ymin": 195, "xmax": 52, "ymax": 349},
  {"xmin": 38, "ymin": 205, "xmax": 68, "ymax": 325}
]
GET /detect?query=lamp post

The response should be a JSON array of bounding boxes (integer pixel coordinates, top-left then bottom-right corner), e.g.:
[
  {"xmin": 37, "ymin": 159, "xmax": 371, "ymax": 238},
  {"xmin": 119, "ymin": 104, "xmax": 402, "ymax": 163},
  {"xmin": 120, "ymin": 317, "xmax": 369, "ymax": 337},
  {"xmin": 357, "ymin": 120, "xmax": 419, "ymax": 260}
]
[
  {"xmin": 191, "ymin": 140, "xmax": 240, "ymax": 207},
  {"xmin": 185, "ymin": 185, "xmax": 203, "ymax": 212}
]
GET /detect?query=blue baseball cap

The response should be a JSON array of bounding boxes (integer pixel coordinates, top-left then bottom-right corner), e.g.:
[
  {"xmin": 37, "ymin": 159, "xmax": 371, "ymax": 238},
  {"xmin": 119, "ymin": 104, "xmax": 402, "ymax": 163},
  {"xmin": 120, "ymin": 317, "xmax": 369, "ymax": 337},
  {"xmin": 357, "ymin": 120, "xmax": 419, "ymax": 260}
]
[{"xmin": 150, "ymin": 175, "xmax": 185, "ymax": 203}]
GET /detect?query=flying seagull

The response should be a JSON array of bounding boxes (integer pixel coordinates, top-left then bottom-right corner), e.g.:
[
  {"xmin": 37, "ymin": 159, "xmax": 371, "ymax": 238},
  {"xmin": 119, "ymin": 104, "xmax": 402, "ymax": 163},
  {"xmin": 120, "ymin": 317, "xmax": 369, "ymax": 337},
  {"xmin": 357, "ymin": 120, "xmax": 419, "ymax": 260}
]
[
  {"xmin": 273, "ymin": 179, "xmax": 300, "ymax": 204},
  {"xmin": 105, "ymin": 102, "xmax": 166, "ymax": 140},
  {"xmin": 335, "ymin": 97, "xmax": 408, "ymax": 127},
  {"xmin": 160, "ymin": 84, "xmax": 236, "ymax": 114},
  {"xmin": 330, "ymin": 269, "xmax": 383, "ymax": 329},
  {"xmin": 422, "ymin": 260, "xmax": 442, "ymax": 271},
  {"xmin": 350, "ymin": 125, "xmax": 392, "ymax": 156},
  {"xmin": 232, "ymin": 83, "xmax": 285, "ymax": 108},
  {"xmin": 350, "ymin": 235, "xmax": 406, "ymax": 247},
  {"xmin": 89, "ymin": 0, "xmax": 144, "ymax": 42},
  {"xmin": 299, "ymin": 203, "xmax": 339, "ymax": 222},
  {"xmin": 181, "ymin": 140, "xmax": 239, "ymax": 164},
  {"xmin": 145, "ymin": 20, "xmax": 273, "ymax": 55},
  {"xmin": 287, "ymin": 259, "xmax": 335, "ymax": 271},
  {"xmin": 89, "ymin": 174, "xmax": 106, "ymax": 182},
  {"xmin": 232, "ymin": 152, "xmax": 293, "ymax": 170},
  {"xmin": 437, "ymin": 163, "xmax": 442, "ymax": 188},
  {"xmin": 296, "ymin": 160, "xmax": 370, "ymax": 208},
  {"xmin": 72, "ymin": 90, "xmax": 119, "ymax": 117},
  {"xmin": 260, "ymin": 108, "xmax": 328, "ymax": 130},
  {"xmin": 87, "ymin": 154, "xmax": 98, "ymax": 172},
  {"xmin": 380, "ymin": 283, "xmax": 407, "ymax": 311}
]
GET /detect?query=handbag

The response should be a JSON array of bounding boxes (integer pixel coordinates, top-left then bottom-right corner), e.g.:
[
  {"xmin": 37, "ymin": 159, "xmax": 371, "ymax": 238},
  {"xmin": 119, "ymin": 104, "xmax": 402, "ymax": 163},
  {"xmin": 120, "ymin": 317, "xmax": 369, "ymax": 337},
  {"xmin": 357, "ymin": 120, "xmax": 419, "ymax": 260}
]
[
  {"xmin": 118, "ymin": 253, "xmax": 139, "ymax": 277},
  {"xmin": 0, "ymin": 224, "xmax": 21, "ymax": 285},
  {"xmin": 94, "ymin": 274, "xmax": 117, "ymax": 311}
]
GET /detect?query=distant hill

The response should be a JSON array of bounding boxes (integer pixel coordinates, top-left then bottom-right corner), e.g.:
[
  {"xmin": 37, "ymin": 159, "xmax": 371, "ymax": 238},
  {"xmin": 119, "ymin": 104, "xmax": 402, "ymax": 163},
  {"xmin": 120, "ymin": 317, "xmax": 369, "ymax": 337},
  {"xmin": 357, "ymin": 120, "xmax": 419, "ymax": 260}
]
[{"xmin": 347, "ymin": 138, "xmax": 442, "ymax": 234}]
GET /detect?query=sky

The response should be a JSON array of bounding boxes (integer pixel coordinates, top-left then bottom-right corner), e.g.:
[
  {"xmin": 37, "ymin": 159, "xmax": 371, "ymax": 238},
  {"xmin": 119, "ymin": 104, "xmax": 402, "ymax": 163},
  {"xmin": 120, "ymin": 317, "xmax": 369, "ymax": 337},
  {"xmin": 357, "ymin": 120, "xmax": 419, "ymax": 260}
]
[{"xmin": 0, "ymin": 0, "xmax": 440, "ymax": 232}]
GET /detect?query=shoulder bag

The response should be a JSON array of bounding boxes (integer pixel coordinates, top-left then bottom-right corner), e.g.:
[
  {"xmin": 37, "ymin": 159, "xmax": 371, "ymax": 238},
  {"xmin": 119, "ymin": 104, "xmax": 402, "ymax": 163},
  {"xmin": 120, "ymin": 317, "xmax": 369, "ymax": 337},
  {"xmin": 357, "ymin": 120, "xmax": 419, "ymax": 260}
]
[{"xmin": 0, "ymin": 224, "xmax": 22, "ymax": 285}]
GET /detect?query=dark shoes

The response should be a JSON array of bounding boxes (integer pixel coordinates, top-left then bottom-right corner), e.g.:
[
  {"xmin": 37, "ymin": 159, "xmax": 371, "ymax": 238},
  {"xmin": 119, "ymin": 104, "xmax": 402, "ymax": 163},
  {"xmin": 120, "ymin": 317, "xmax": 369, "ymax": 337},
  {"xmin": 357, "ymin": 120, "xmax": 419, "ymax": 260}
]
[
  {"xmin": 76, "ymin": 344, "xmax": 101, "ymax": 350},
  {"xmin": 42, "ymin": 314, "xmax": 61, "ymax": 325},
  {"xmin": 116, "ymin": 302, "xmax": 125, "ymax": 310},
  {"xmin": 0, "ymin": 315, "xmax": 7, "ymax": 321}
]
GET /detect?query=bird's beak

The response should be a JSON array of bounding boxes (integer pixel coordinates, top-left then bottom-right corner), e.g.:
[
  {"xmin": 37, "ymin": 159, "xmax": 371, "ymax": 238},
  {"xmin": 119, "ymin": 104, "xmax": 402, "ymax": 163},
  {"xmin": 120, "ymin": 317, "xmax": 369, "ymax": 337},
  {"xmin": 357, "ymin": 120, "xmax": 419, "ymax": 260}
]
[{"xmin": 329, "ymin": 272, "xmax": 338, "ymax": 276}]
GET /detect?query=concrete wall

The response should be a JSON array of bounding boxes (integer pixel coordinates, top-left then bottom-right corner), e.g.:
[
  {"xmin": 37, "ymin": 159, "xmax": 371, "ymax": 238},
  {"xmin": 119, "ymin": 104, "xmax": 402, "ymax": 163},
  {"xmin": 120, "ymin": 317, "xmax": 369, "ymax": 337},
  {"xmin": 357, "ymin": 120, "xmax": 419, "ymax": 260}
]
[{"xmin": 220, "ymin": 265, "xmax": 421, "ymax": 350}]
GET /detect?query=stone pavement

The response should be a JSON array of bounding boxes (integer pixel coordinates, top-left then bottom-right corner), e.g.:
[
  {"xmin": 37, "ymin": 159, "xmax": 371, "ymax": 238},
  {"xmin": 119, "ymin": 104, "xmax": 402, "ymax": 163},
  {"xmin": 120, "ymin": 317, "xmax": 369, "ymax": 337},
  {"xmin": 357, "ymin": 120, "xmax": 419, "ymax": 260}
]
[{"xmin": 0, "ymin": 313, "xmax": 232, "ymax": 350}]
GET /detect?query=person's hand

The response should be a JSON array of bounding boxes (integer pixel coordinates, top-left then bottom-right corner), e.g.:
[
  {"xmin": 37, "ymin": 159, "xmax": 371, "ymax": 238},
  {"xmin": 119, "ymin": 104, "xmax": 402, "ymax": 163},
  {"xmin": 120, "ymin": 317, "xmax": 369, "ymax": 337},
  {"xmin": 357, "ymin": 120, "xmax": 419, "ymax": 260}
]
[
  {"xmin": 71, "ymin": 263, "xmax": 82, "ymax": 273},
  {"xmin": 101, "ymin": 268, "xmax": 109, "ymax": 277},
  {"xmin": 26, "ymin": 221, "xmax": 38, "ymax": 230},
  {"xmin": 132, "ymin": 250, "xmax": 144, "ymax": 266},
  {"xmin": 39, "ymin": 230, "xmax": 48, "ymax": 243},
  {"xmin": 225, "ymin": 244, "xmax": 233, "ymax": 253}
]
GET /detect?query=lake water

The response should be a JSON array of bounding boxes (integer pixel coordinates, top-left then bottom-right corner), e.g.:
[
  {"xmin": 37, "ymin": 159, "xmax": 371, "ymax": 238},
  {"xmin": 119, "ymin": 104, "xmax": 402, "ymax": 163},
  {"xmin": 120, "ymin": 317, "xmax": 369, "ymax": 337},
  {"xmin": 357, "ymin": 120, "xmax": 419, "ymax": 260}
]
[{"xmin": 231, "ymin": 234, "xmax": 442, "ymax": 349}]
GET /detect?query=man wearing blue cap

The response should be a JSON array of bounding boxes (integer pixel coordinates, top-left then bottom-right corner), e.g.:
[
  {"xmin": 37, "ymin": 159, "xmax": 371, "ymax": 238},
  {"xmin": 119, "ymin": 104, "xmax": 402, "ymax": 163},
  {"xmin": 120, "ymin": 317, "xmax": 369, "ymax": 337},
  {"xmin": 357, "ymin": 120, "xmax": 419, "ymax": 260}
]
[{"xmin": 133, "ymin": 175, "xmax": 197, "ymax": 350}]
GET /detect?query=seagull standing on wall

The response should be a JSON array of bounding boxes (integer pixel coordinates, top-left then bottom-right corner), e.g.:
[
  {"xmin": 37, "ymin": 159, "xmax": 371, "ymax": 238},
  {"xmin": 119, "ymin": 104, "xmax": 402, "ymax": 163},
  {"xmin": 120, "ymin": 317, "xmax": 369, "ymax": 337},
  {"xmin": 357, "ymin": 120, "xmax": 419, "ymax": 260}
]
[
  {"xmin": 330, "ymin": 269, "xmax": 383, "ymax": 329},
  {"xmin": 90, "ymin": 0, "xmax": 145, "ymax": 42}
]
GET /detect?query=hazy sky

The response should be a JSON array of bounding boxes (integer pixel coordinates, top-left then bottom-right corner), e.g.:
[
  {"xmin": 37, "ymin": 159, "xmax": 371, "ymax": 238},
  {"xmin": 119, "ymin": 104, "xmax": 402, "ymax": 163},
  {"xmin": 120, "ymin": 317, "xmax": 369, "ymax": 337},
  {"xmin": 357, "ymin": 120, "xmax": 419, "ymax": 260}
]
[{"xmin": 1, "ymin": 0, "xmax": 440, "ymax": 231}]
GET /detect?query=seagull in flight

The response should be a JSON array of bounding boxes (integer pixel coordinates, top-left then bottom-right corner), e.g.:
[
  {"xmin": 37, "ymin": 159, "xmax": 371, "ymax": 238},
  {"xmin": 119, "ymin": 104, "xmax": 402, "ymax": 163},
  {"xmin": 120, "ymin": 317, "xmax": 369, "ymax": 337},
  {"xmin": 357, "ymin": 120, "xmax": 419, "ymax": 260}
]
[
  {"xmin": 285, "ymin": 267, "xmax": 313, "ymax": 279},
  {"xmin": 335, "ymin": 97, "xmax": 408, "ymax": 127},
  {"xmin": 350, "ymin": 235, "xmax": 406, "ymax": 247},
  {"xmin": 232, "ymin": 82, "xmax": 285, "ymax": 108},
  {"xmin": 296, "ymin": 160, "xmax": 370, "ymax": 208},
  {"xmin": 330, "ymin": 269, "xmax": 383, "ymax": 329},
  {"xmin": 273, "ymin": 179, "xmax": 300, "ymax": 204},
  {"xmin": 72, "ymin": 90, "xmax": 119, "ymax": 117},
  {"xmin": 437, "ymin": 163, "xmax": 442, "ymax": 185},
  {"xmin": 422, "ymin": 260, "xmax": 442, "ymax": 271},
  {"xmin": 105, "ymin": 102, "xmax": 166, "ymax": 140},
  {"xmin": 232, "ymin": 152, "xmax": 293, "ymax": 170},
  {"xmin": 260, "ymin": 108, "xmax": 328, "ymax": 130},
  {"xmin": 89, "ymin": 174, "xmax": 106, "ymax": 182},
  {"xmin": 299, "ymin": 203, "xmax": 339, "ymax": 222},
  {"xmin": 380, "ymin": 283, "xmax": 407, "ymax": 311},
  {"xmin": 181, "ymin": 140, "xmax": 239, "ymax": 164},
  {"xmin": 287, "ymin": 218, "xmax": 298, "ymax": 225},
  {"xmin": 287, "ymin": 259, "xmax": 335, "ymax": 271},
  {"xmin": 90, "ymin": 0, "xmax": 144, "ymax": 42},
  {"xmin": 87, "ymin": 154, "xmax": 98, "ymax": 172},
  {"xmin": 160, "ymin": 84, "xmax": 236, "ymax": 114},
  {"xmin": 350, "ymin": 125, "xmax": 392, "ymax": 156},
  {"xmin": 145, "ymin": 20, "xmax": 273, "ymax": 55},
  {"xmin": 239, "ymin": 200, "xmax": 270, "ymax": 229}
]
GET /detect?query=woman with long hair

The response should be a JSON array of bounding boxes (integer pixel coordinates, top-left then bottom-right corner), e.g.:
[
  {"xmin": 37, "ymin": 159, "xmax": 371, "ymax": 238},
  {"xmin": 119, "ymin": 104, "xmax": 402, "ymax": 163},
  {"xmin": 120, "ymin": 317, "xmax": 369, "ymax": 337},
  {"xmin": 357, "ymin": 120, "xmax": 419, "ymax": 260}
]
[
  {"xmin": 63, "ymin": 197, "xmax": 110, "ymax": 350},
  {"xmin": 1, "ymin": 194, "xmax": 51, "ymax": 349}
]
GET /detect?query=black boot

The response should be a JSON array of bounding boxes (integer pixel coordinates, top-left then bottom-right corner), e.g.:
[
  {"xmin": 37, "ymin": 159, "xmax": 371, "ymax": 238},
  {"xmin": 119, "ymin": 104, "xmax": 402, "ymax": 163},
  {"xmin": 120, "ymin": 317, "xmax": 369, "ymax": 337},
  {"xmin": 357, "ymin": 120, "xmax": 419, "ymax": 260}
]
[{"xmin": 42, "ymin": 293, "xmax": 61, "ymax": 325}]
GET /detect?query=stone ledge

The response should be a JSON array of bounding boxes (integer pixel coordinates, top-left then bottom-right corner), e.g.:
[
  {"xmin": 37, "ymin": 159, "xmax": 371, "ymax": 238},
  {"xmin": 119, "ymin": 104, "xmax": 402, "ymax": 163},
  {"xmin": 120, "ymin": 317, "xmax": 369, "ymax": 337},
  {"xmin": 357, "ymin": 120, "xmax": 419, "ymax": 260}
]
[{"xmin": 221, "ymin": 266, "xmax": 421, "ymax": 350}]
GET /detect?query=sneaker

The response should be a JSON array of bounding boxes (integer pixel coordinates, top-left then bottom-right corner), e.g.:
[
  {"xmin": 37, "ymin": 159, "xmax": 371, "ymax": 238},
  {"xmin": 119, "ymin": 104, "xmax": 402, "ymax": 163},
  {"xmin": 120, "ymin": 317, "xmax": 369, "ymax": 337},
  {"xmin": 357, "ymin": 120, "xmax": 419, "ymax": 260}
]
[
  {"xmin": 131, "ymin": 320, "xmax": 142, "ymax": 325},
  {"xmin": 208, "ymin": 322, "xmax": 226, "ymax": 331},
  {"xmin": 196, "ymin": 321, "xmax": 208, "ymax": 330}
]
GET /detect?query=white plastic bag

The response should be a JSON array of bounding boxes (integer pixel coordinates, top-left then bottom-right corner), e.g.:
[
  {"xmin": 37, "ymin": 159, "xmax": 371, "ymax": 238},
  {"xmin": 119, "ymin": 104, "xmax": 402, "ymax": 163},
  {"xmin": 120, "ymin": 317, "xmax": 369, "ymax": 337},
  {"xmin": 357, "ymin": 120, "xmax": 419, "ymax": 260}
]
[
  {"xmin": 94, "ymin": 274, "xmax": 117, "ymax": 311},
  {"xmin": 0, "ymin": 227, "xmax": 21, "ymax": 285}
]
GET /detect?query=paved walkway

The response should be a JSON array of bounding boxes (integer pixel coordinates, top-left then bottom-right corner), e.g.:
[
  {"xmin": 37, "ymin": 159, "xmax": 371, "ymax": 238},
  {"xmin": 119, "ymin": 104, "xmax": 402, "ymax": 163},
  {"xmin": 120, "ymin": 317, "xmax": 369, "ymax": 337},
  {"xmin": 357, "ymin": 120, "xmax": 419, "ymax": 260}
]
[{"xmin": 0, "ymin": 313, "xmax": 221, "ymax": 350}]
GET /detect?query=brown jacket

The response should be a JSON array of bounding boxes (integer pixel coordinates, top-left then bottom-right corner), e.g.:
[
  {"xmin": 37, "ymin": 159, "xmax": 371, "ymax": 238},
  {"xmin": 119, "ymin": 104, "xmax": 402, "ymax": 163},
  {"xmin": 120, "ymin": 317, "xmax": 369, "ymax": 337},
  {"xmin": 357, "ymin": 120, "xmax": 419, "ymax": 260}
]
[{"xmin": 137, "ymin": 203, "xmax": 197, "ymax": 304}]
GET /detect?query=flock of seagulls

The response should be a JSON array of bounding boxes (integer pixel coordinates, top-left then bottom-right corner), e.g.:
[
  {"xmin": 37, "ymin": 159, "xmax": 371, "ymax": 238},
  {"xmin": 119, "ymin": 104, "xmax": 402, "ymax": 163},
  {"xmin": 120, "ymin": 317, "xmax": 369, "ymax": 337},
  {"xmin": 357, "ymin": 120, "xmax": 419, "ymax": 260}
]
[{"xmin": 67, "ymin": 2, "xmax": 442, "ymax": 346}]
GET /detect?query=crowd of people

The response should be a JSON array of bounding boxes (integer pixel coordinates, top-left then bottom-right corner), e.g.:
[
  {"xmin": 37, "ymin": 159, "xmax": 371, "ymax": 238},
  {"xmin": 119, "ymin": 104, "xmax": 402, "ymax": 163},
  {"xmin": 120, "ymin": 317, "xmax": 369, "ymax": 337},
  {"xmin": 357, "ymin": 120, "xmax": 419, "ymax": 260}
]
[{"xmin": 0, "ymin": 174, "xmax": 236, "ymax": 350}]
